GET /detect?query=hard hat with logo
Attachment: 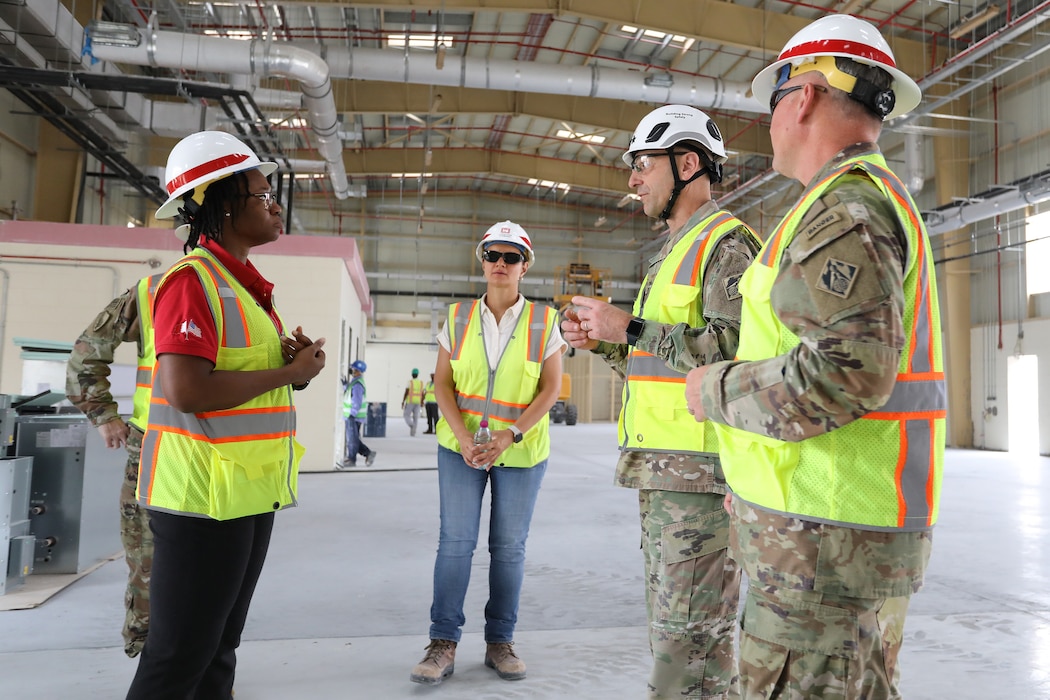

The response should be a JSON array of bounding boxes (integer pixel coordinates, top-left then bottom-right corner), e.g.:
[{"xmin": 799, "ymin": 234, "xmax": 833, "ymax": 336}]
[
  {"xmin": 622, "ymin": 105, "xmax": 728, "ymax": 168},
  {"xmin": 751, "ymin": 14, "xmax": 921, "ymax": 120},
  {"xmin": 475, "ymin": 220, "xmax": 535, "ymax": 265},
  {"xmin": 351, "ymin": 360, "xmax": 367, "ymax": 373},
  {"xmin": 156, "ymin": 131, "xmax": 278, "ymax": 219}
]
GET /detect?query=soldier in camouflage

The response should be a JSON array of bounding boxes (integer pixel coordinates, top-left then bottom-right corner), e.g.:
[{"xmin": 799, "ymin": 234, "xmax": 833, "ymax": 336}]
[
  {"xmin": 563, "ymin": 105, "xmax": 761, "ymax": 699},
  {"xmin": 66, "ymin": 276, "xmax": 160, "ymax": 658},
  {"xmin": 685, "ymin": 15, "xmax": 944, "ymax": 699}
]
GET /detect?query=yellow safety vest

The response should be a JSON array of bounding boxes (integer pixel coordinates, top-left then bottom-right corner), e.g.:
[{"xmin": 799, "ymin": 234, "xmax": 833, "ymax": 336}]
[
  {"xmin": 718, "ymin": 153, "xmax": 945, "ymax": 531},
  {"xmin": 436, "ymin": 299, "xmax": 556, "ymax": 467},
  {"xmin": 423, "ymin": 381, "xmax": 436, "ymax": 403},
  {"xmin": 129, "ymin": 274, "xmax": 163, "ymax": 432},
  {"xmin": 343, "ymin": 377, "xmax": 367, "ymax": 419},
  {"xmin": 407, "ymin": 378, "xmax": 425, "ymax": 403},
  {"xmin": 138, "ymin": 248, "xmax": 303, "ymax": 520},
  {"xmin": 620, "ymin": 210, "xmax": 758, "ymax": 454}
]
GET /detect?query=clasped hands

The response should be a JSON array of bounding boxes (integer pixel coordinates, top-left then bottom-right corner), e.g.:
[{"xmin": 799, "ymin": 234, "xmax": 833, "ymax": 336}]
[
  {"xmin": 280, "ymin": 325, "xmax": 327, "ymax": 386},
  {"xmin": 461, "ymin": 430, "xmax": 512, "ymax": 471}
]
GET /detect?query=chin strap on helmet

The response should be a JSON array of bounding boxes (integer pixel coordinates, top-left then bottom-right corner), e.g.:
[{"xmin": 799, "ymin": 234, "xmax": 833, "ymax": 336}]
[{"xmin": 657, "ymin": 147, "xmax": 722, "ymax": 221}]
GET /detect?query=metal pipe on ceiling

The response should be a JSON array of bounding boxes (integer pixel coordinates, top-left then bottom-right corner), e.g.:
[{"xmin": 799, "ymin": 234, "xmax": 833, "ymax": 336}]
[
  {"xmin": 85, "ymin": 24, "xmax": 350, "ymax": 200},
  {"xmin": 924, "ymin": 170, "xmax": 1050, "ymax": 236},
  {"xmin": 325, "ymin": 46, "xmax": 764, "ymax": 114}
]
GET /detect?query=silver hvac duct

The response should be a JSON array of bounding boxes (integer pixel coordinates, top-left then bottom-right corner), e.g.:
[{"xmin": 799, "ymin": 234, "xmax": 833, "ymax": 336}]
[
  {"xmin": 924, "ymin": 172, "xmax": 1050, "ymax": 236},
  {"xmin": 322, "ymin": 46, "xmax": 764, "ymax": 114},
  {"xmin": 84, "ymin": 23, "xmax": 350, "ymax": 200}
]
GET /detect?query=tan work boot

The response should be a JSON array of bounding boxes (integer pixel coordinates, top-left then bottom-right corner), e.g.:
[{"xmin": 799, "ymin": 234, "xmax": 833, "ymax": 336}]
[
  {"xmin": 409, "ymin": 639, "xmax": 457, "ymax": 685},
  {"xmin": 485, "ymin": 642, "xmax": 526, "ymax": 680}
]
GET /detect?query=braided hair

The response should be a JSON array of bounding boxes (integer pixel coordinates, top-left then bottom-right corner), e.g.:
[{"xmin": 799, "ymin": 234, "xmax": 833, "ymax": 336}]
[{"xmin": 175, "ymin": 171, "xmax": 250, "ymax": 253}]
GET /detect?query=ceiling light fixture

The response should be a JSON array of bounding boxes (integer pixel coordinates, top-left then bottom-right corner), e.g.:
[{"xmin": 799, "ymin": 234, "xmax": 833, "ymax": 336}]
[
  {"xmin": 87, "ymin": 21, "xmax": 141, "ymax": 48},
  {"xmin": 644, "ymin": 72, "xmax": 674, "ymax": 88},
  {"xmin": 949, "ymin": 4, "xmax": 1001, "ymax": 39}
]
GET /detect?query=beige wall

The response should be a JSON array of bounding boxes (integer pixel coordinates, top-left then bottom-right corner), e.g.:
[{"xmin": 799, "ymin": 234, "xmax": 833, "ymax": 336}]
[{"xmin": 0, "ymin": 220, "xmax": 370, "ymax": 471}]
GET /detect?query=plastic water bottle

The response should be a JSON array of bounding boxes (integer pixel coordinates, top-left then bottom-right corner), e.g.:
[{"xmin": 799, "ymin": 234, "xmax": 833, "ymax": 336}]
[{"xmin": 474, "ymin": 419, "xmax": 492, "ymax": 445}]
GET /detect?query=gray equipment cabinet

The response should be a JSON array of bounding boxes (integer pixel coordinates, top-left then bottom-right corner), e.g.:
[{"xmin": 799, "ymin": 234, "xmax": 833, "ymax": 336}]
[
  {"xmin": 15, "ymin": 417, "xmax": 123, "ymax": 574},
  {"xmin": 1, "ymin": 456, "xmax": 35, "ymax": 594}
]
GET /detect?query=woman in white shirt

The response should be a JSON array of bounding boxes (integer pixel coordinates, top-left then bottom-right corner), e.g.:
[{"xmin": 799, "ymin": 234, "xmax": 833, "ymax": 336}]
[{"xmin": 410, "ymin": 220, "xmax": 565, "ymax": 687}]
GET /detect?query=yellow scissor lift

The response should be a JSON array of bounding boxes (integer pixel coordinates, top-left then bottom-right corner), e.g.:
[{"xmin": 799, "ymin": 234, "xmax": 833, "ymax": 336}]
[{"xmin": 551, "ymin": 262, "xmax": 612, "ymax": 426}]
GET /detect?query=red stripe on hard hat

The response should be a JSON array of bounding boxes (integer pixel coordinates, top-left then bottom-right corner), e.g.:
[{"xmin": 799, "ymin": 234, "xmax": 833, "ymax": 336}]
[
  {"xmin": 780, "ymin": 39, "xmax": 896, "ymax": 68},
  {"xmin": 166, "ymin": 153, "xmax": 251, "ymax": 194}
]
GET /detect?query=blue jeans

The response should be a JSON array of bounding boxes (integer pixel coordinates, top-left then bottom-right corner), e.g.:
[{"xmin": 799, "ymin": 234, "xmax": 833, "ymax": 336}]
[
  {"xmin": 344, "ymin": 417, "xmax": 370, "ymax": 464},
  {"xmin": 430, "ymin": 445, "xmax": 547, "ymax": 644}
]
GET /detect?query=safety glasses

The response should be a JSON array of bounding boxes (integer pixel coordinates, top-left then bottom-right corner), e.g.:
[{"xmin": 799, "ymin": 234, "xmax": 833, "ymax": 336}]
[
  {"xmin": 482, "ymin": 250, "xmax": 524, "ymax": 264},
  {"xmin": 769, "ymin": 83, "xmax": 827, "ymax": 114},
  {"xmin": 245, "ymin": 191, "xmax": 276, "ymax": 210},
  {"xmin": 628, "ymin": 151, "xmax": 691, "ymax": 174}
]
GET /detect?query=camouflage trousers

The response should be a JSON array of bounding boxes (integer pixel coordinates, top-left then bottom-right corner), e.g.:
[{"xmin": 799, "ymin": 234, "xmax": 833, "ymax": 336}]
[
  {"xmin": 121, "ymin": 427, "xmax": 153, "ymax": 658},
  {"xmin": 730, "ymin": 497, "xmax": 932, "ymax": 700},
  {"xmin": 639, "ymin": 489, "xmax": 741, "ymax": 699}
]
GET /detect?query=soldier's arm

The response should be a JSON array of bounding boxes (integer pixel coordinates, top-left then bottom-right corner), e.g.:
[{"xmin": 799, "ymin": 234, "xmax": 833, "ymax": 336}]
[
  {"xmin": 65, "ymin": 288, "xmax": 139, "ymax": 428},
  {"xmin": 591, "ymin": 340, "xmax": 629, "ymax": 380},
  {"xmin": 641, "ymin": 229, "xmax": 760, "ymax": 373},
  {"xmin": 700, "ymin": 186, "xmax": 907, "ymax": 441}
]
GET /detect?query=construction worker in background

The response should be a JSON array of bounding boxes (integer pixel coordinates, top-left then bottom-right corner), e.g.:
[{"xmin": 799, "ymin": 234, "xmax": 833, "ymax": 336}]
[
  {"xmin": 422, "ymin": 372, "xmax": 439, "ymax": 434},
  {"xmin": 339, "ymin": 360, "xmax": 376, "ymax": 468},
  {"xmin": 125, "ymin": 130, "xmax": 325, "ymax": 699},
  {"xmin": 562, "ymin": 105, "xmax": 761, "ymax": 698},
  {"xmin": 684, "ymin": 14, "xmax": 944, "ymax": 698},
  {"xmin": 402, "ymin": 367, "xmax": 425, "ymax": 436},
  {"xmin": 66, "ymin": 273, "xmax": 163, "ymax": 658}
]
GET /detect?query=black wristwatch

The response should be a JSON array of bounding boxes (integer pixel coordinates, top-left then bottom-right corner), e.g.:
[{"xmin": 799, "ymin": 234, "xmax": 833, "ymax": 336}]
[
  {"xmin": 625, "ymin": 316, "xmax": 645, "ymax": 346},
  {"xmin": 508, "ymin": 425, "xmax": 524, "ymax": 443}
]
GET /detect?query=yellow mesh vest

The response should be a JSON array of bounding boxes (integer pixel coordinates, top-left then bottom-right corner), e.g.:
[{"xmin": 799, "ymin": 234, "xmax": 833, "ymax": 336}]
[
  {"xmin": 718, "ymin": 153, "xmax": 945, "ymax": 531},
  {"xmin": 129, "ymin": 274, "xmax": 162, "ymax": 432},
  {"xmin": 619, "ymin": 211, "xmax": 757, "ymax": 454},
  {"xmin": 138, "ymin": 248, "xmax": 303, "ymax": 520},
  {"xmin": 436, "ymin": 299, "xmax": 556, "ymax": 467}
]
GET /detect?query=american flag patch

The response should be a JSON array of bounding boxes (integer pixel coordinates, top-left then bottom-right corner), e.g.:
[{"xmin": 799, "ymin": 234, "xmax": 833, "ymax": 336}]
[{"xmin": 179, "ymin": 319, "xmax": 203, "ymax": 339}]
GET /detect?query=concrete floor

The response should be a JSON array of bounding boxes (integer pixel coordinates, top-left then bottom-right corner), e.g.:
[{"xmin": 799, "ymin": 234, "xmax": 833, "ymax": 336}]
[{"xmin": 1, "ymin": 420, "xmax": 1048, "ymax": 699}]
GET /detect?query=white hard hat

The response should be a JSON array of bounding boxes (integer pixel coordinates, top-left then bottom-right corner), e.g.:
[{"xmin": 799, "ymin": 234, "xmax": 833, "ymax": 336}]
[
  {"xmin": 156, "ymin": 131, "xmax": 278, "ymax": 219},
  {"xmin": 475, "ymin": 220, "xmax": 535, "ymax": 265},
  {"xmin": 622, "ymin": 105, "xmax": 728, "ymax": 167},
  {"xmin": 751, "ymin": 14, "xmax": 921, "ymax": 120}
]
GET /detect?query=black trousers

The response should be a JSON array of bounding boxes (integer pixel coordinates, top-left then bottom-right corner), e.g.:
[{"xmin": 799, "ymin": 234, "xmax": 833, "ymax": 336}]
[
  {"xmin": 126, "ymin": 509, "xmax": 275, "ymax": 700},
  {"xmin": 425, "ymin": 402, "xmax": 439, "ymax": 432}
]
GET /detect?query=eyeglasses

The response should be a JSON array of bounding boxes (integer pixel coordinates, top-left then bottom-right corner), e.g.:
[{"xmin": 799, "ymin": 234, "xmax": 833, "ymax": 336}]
[
  {"xmin": 769, "ymin": 84, "xmax": 828, "ymax": 114},
  {"xmin": 245, "ymin": 191, "xmax": 276, "ymax": 210},
  {"xmin": 482, "ymin": 250, "xmax": 524, "ymax": 264},
  {"xmin": 628, "ymin": 151, "xmax": 691, "ymax": 174}
]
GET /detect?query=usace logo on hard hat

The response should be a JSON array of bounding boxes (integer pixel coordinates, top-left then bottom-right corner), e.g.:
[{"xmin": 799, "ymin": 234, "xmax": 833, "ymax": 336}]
[{"xmin": 500, "ymin": 226, "xmax": 511, "ymax": 233}]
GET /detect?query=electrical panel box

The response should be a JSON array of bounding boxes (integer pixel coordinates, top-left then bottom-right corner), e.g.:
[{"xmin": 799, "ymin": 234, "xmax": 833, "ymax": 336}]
[
  {"xmin": 15, "ymin": 417, "xmax": 122, "ymax": 575},
  {"xmin": 1, "ymin": 456, "xmax": 33, "ymax": 594},
  {"xmin": 0, "ymin": 394, "xmax": 15, "ymax": 456}
]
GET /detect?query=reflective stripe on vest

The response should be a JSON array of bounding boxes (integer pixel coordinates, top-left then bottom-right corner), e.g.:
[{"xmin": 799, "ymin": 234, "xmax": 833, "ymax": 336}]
[
  {"xmin": 719, "ymin": 152, "xmax": 944, "ymax": 531},
  {"xmin": 130, "ymin": 274, "xmax": 163, "ymax": 431},
  {"xmin": 408, "ymin": 378, "xmax": 425, "ymax": 402},
  {"xmin": 619, "ymin": 210, "xmax": 758, "ymax": 454},
  {"xmin": 437, "ymin": 299, "xmax": 555, "ymax": 466},
  {"xmin": 138, "ymin": 248, "xmax": 299, "ymax": 520},
  {"xmin": 344, "ymin": 377, "xmax": 367, "ymax": 419},
  {"xmin": 423, "ymin": 382, "xmax": 436, "ymax": 403}
]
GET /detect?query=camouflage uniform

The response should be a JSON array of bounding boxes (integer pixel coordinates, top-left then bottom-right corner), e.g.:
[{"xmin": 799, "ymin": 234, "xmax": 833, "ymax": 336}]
[
  {"xmin": 700, "ymin": 144, "xmax": 939, "ymax": 699},
  {"xmin": 65, "ymin": 287, "xmax": 153, "ymax": 658},
  {"xmin": 594, "ymin": 200, "xmax": 761, "ymax": 699}
]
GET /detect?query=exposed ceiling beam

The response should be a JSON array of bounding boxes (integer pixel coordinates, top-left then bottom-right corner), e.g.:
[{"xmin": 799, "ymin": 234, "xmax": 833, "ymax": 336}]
[
  {"xmin": 336, "ymin": 82, "xmax": 773, "ymax": 157},
  {"xmin": 301, "ymin": 0, "xmax": 929, "ymax": 77},
  {"xmin": 290, "ymin": 146, "xmax": 627, "ymax": 191}
]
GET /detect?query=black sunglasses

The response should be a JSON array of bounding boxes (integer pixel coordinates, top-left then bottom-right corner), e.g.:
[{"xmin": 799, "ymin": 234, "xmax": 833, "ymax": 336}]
[
  {"xmin": 769, "ymin": 83, "xmax": 828, "ymax": 114},
  {"xmin": 482, "ymin": 250, "xmax": 524, "ymax": 264}
]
